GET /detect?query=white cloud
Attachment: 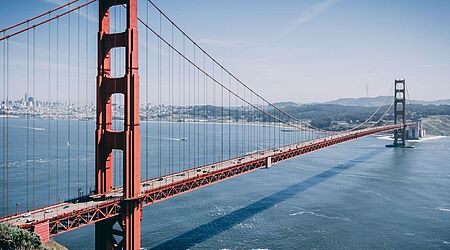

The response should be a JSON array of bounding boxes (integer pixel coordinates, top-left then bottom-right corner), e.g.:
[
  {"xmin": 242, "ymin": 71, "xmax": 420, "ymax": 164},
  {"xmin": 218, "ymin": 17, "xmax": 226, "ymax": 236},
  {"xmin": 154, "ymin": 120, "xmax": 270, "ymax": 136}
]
[{"xmin": 284, "ymin": 0, "xmax": 338, "ymax": 35}]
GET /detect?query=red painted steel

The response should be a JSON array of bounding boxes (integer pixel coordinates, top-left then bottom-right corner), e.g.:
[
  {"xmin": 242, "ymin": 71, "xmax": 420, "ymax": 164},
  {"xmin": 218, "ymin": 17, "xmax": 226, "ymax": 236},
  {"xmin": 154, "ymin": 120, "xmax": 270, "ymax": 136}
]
[
  {"xmin": 95, "ymin": 0, "xmax": 141, "ymax": 249},
  {"xmin": 33, "ymin": 221, "xmax": 50, "ymax": 243},
  {"xmin": 96, "ymin": 0, "xmax": 113, "ymax": 196},
  {"xmin": 96, "ymin": 0, "xmax": 114, "ymax": 248},
  {"xmin": 393, "ymin": 79, "xmax": 407, "ymax": 147},
  {"xmin": 1, "ymin": 125, "xmax": 402, "ymax": 244},
  {"xmin": 122, "ymin": 0, "xmax": 141, "ymax": 249}
]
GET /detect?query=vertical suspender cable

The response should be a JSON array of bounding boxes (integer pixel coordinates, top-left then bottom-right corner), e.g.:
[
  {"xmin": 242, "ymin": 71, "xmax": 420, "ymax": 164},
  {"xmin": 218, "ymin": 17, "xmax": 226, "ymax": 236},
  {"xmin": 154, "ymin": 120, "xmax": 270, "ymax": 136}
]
[
  {"xmin": 26, "ymin": 22, "xmax": 30, "ymax": 210},
  {"xmin": 278, "ymin": 111, "xmax": 281, "ymax": 147},
  {"xmin": 188, "ymin": 56, "xmax": 191, "ymax": 168},
  {"xmin": 168, "ymin": 30, "xmax": 172, "ymax": 175},
  {"xmin": 85, "ymin": 3, "xmax": 89, "ymax": 193},
  {"xmin": 257, "ymin": 96, "xmax": 260, "ymax": 152},
  {"xmin": 288, "ymin": 114, "xmax": 290, "ymax": 145},
  {"xmin": 242, "ymin": 87, "xmax": 246, "ymax": 153},
  {"xmin": 48, "ymin": 13, "xmax": 52, "ymax": 205},
  {"xmin": 250, "ymin": 93, "xmax": 253, "ymax": 153},
  {"xmin": 2, "ymin": 33, "xmax": 4, "ymax": 215},
  {"xmin": 2, "ymin": 32, "xmax": 6, "ymax": 215},
  {"xmin": 77, "ymin": 7, "xmax": 80, "ymax": 196},
  {"xmin": 56, "ymin": 17, "xmax": 59, "ymax": 202},
  {"xmin": 5, "ymin": 38, "xmax": 9, "ymax": 214},
  {"xmin": 212, "ymin": 63, "xmax": 215, "ymax": 161},
  {"xmin": 145, "ymin": 0, "xmax": 149, "ymax": 180},
  {"xmin": 182, "ymin": 36, "xmax": 186, "ymax": 170},
  {"xmin": 262, "ymin": 97, "xmax": 265, "ymax": 150},
  {"xmin": 178, "ymin": 46, "xmax": 181, "ymax": 171},
  {"xmin": 178, "ymin": 43, "xmax": 182, "ymax": 171},
  {"xmin": 67, "ymin": 8, "xmax": 71, "ymax": 200},
  {"xmin": 247, "ymin": 90, "xmax": 250, "ymax": 153},
  {"xmin": 285, "ymin": 114, "xmax": 287, "ymax": 145},
  {"xmin": 236, "ymin": 79, "xmax": 238, "ymax": 156},
  {"xmin": 32, "ymin": 27, "xmax": 36, "ymax": 208},
  {"xmin": 193, "ymin": 46, "xmax": 196, "ymax": 166},
  {"xmin": 196, "ymin": 47, "xmax": 199, "ymax": 166},
  {"xmin": 228, "ymin": 74, "xmax": 231, "ymax": 159},
  {"xmin": 248, "ymin": 91, "xmax": 251, "ymax": 153},
  {"xmin": 221, "ymin": 69, "xmax": 224, "ymax": 160},
  {"xmin": 254, "ymin": 94, "xmax": 257, "ymax": 152},
  {"xmin": 171, "ymin": 24, "xmax": 174, "ymax": 174},
  {"xmin": 252, "ymin": 94, "xmax": 255, "ymax": 152},
  {"xmin": 195, "ymin": 53, "xmax": 199, "ymax": 166},
  {"xmin": 244, "ymin": 87, "xmax": 246, "ymax": 153},
  {"xmin": 1, "ymin": 33, "xmax": 4, "ymax": 215},
  {"xmin": 248, "ymin": 88, "xmax": 251, "ymax": 152},
  {"xmin": 168, "ymin": 24, "xmax": 172, "ymax": 175},
  {"xmin": 196, "ymin": 51, "xmax": 199, "ymax": 165},
  {"xmin": 158, "ymin": 12, "xmax": 161, "ymax": 177},
  {"xmin": 239, "ymin": 83, "xmax": 242, "ymax": 155},
  {"xmin": 242, "ymin": 86, "xmax": 245, "ymax": 154},
  {"xmin": 203, "ymin": 53, "xmax": 206, "ymax": 166},
  {"xmin": 273, "ymin": 109, "xmax": 275, "ymax": 149},
  {"xmin": 197, "ymin": 50, "xmax": 200, "ymax": 166}
]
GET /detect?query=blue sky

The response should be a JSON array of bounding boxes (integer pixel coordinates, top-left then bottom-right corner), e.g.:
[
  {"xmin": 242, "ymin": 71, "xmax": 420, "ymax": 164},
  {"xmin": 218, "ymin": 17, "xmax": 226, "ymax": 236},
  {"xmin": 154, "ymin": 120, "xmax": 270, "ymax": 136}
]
[{"xmin": 1, "ymin": 0, "xmax": 449, "ymax": 103}]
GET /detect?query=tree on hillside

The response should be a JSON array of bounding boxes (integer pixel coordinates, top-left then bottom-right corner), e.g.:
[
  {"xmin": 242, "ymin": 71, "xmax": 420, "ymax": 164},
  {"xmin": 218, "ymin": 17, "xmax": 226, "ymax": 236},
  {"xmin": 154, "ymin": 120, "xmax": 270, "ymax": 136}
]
[{"xmin": 0, "ymin": 223, "xmax": 42, "ymax": 250}]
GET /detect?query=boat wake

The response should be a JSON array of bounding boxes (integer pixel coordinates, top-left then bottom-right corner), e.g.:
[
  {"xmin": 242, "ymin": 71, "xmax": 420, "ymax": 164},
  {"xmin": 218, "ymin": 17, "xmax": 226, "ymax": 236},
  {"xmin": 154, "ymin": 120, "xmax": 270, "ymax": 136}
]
[
  {"xmin": 149, "ymin": 136, "xmax": 188, "ymax": 142},
  {"xmin": 13, "ymin": 126, "xmax": 46, "ymax": 131}
]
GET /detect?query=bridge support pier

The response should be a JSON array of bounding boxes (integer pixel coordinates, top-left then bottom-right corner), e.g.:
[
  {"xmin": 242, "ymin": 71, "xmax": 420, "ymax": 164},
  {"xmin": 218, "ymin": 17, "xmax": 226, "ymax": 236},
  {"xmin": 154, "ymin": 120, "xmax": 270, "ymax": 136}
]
[
  {"xmin": 95, "ymin": 0, "xmax": 141, "ymax": 249},
  {"xmin": 266, "ymin": 157, "xmax": 272, "ymax": 168},
  {"xmin": 95, "ymin": 219, "xmax": 115, "ymax": 249},
  {"xmin": 33, "ymin": 221, "xmax": 50, "ymax": 244}
]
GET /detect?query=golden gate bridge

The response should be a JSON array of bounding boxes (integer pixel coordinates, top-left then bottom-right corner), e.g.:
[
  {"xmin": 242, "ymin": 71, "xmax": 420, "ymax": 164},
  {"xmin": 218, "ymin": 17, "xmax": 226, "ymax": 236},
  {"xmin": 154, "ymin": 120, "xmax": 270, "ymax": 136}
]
[{"xmin": 0, "ymin": 0, "xmax": 411, "ymax": 249}]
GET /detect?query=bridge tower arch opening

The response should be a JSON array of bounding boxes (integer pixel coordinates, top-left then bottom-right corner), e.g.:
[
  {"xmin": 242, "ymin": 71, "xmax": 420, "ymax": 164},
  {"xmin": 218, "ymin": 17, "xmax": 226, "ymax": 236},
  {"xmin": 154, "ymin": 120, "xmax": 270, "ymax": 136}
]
[{"xmin": 96, "ymin": 0, "xmax": 141, "ymax": 249}]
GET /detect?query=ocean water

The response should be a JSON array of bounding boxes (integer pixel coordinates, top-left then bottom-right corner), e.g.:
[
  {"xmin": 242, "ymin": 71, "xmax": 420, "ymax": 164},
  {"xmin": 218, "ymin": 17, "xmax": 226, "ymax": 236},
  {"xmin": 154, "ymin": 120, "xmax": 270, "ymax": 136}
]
[{"xmin": 1, "ymin": 118, "xmax": 450, "ymax": 249}]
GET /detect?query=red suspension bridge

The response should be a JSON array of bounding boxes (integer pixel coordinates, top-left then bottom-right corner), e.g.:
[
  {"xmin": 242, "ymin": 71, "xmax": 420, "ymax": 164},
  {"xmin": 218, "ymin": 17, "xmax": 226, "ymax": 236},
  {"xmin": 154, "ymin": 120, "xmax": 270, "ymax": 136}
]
[{"xmin": 0, "ymin": 1, "xmax": 411, "ymax": 249}]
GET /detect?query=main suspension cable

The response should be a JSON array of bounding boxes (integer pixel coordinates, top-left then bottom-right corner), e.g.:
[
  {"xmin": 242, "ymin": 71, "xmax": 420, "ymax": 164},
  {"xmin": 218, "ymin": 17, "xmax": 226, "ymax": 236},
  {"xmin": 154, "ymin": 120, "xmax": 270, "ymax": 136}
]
[
  {"xmin": 146, "ymin": 0, "xmax": 326, "ymax": 133},
  {"xmin": 0, "ymin": 0, "xmax": 81, "ymax": 33},
  {"xmin": 137, "ymin": 17, "xmax": 312, "ymax": 133},
  {"xmin": 0, "ymin": 0, "xmax": 96, "ymax": 42}
]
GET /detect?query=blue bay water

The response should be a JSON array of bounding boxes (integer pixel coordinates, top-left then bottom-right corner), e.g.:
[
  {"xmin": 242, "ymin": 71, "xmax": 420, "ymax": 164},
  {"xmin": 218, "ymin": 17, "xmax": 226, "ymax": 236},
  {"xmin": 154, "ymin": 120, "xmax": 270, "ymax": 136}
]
[{"xmin": 1, "ymin": 118, "xmax": 449, "ymax": 249}]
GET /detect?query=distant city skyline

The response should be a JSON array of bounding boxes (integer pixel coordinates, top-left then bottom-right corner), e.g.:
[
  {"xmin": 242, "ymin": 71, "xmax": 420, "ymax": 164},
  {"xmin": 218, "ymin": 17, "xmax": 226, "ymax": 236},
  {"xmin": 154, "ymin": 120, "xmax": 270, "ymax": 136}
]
[{"xmin": 0, "ymin": 0, "xmax": 449, "ymax": 104}]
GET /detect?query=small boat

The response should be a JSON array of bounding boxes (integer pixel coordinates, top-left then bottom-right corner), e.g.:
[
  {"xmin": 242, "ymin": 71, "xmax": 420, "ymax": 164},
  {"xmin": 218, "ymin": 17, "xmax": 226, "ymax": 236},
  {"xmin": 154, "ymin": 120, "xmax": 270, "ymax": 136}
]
[{"xmin": 179, "ymin": 138, "xmax": 188, "ymax": 142}]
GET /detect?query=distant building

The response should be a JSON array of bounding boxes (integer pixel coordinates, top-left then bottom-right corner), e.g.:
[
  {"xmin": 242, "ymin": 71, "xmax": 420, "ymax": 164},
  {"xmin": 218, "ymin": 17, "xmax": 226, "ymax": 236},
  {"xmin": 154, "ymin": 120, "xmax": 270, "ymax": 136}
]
[{"xmin": 28, "ymin": 96, "xmax": 34, "ymax": 107}]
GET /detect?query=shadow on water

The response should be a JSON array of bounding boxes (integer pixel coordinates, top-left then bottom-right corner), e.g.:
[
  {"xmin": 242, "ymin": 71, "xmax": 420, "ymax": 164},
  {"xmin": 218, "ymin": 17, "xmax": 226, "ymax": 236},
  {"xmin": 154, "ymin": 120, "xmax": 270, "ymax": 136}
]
[{"xmin": 150, "ymin": 149, "xmax": 384, "ymax": 250}]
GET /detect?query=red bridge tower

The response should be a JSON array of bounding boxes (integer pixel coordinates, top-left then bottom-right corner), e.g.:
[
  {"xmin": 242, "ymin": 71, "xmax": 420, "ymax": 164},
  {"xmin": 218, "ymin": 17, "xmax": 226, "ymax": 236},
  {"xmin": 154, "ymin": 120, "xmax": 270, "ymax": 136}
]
[
  {"xmin": 96, "ymin": 0, "xmax": 141, "ymax": 249},
  {"xmin": 392, "ymin": 79, "xmax": 407, "ymax": 147}
]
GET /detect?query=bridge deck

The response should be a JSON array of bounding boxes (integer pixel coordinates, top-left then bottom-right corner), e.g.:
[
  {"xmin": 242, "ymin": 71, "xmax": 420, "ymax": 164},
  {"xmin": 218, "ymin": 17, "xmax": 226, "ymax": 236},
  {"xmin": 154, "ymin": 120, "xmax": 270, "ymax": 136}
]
[{"xmin": 0, "ymin": 125, "xmax": 400, "ymax": 238}]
